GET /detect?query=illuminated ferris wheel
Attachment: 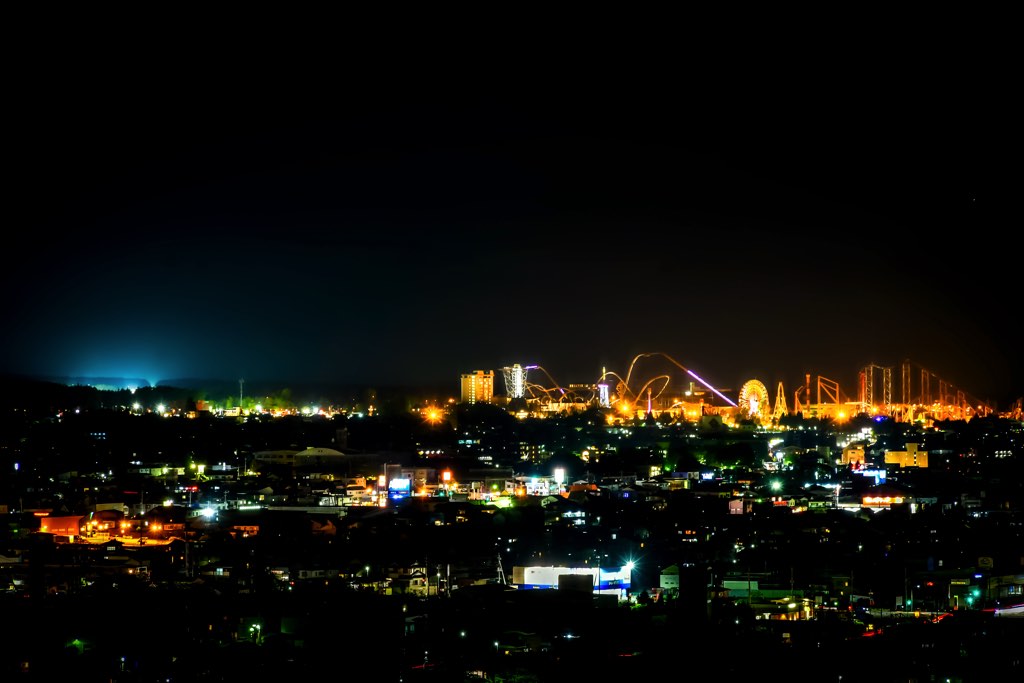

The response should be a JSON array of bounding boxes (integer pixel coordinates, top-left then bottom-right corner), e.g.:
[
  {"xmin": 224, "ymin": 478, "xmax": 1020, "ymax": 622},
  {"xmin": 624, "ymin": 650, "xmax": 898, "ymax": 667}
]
[{"xmin": 738, "ymin": 379, "xmax": 771, "ymax": 420}]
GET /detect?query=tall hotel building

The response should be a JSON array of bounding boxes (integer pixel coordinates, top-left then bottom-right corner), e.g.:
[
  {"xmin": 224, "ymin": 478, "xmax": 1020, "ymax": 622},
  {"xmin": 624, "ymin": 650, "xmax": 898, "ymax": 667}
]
[{"xmin": 461, "ymin": 370, "xmax": 494, "ymax": 404}]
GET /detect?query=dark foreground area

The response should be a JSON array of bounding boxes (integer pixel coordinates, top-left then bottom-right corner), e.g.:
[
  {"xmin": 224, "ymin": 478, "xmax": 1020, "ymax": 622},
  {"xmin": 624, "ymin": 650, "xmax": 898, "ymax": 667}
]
[{"xmin": 2, "ymin": 584, "xmax": 1021, "ymax": 682}]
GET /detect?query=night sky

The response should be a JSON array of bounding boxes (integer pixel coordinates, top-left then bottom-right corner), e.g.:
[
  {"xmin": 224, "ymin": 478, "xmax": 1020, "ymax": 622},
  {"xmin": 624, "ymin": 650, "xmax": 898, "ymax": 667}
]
[{"xmin": 4, "ymin": 49, "xmax": 1020, "ymax": 408}]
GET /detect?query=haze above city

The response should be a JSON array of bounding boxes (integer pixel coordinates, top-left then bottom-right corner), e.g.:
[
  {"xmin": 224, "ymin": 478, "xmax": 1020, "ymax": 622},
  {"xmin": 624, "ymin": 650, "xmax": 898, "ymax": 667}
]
[{"xmin": 4, "ymin": 47, "xmax": 1019, "ymax": 408}]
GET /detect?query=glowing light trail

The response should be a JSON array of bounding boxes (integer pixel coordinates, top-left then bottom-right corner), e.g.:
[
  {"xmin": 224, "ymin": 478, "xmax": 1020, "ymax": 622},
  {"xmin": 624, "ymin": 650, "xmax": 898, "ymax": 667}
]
[
  {"xmin": 687, "ymin": 369, "xmax": 738, "ymax": 407},
  {"xmin": 624, "ymin": 352, "xmax": 738, "ymax": 408}
]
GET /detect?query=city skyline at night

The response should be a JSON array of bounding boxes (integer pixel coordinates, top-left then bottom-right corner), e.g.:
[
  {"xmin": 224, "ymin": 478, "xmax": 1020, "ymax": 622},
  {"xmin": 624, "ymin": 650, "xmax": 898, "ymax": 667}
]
[
  {"xmin": 4, "ymin": 25, "xmax": 1023, "ymax": 683},
  {"xmin": 5, "ymin": 49, "xmax": 1020, "ymax": 410},
  {"xmin": 3, "ymin": 349, "xmax": 1003, "ymax": 426}
]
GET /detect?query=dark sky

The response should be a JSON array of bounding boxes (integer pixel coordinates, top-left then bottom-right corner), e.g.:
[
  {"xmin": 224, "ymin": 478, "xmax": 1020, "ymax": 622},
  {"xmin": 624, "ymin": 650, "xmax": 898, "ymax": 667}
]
[{"xmin": 4, "ymin": 46, "xmax": 1020, "ymax": 408}]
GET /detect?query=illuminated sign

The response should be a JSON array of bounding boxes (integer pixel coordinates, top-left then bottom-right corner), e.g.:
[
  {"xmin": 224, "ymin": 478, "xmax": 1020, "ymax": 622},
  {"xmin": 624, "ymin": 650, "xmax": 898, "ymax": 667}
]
[
  {"xmin": 388, "ymin": 478, "xmax": 411, "ymax": 500},
  {"xmin": 514, "ymin": 565, "xmax": 632, "ymax": 592},
  {"xmin": 862, "ymin": 496, "xmax": 904, "ymax": 505}
]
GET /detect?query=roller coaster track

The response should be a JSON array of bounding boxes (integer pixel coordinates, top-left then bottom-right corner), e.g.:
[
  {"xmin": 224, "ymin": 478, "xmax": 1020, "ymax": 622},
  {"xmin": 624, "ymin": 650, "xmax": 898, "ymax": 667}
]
[
  {"xmin": 531, "ymin": 366, "xmax": 563, "ymax": 394},
  {"xmin": 843, "ymin": 359, "xmax": 999, "ymax": 421},
  {"xmin": 605, "ymin": 373, "xmax": 671, "ymax": 405},
  {"xmin": 898, "ymin": 359, "xmax": 994, "ymax": 417},
  {"xmin": 521, "ymin": 366, "xmax": 597, "ymax": 404},
  {"xmin": 524, "ymin": 381, "xmax": 594, "ymax": 404},
  {"xmin": 1010, "ymin": 397, "xmax": 1023, "ymax": 421},
  {"xmin": 508, "ymin": 354, "xmax": 1006, "ymax": 422},
  {"xmin": 623, "ymin": 352, "xmax": 737, "ymax": 407},
  {"xmin": 517, "ymin": 354, "xmax": 737, "ymax": 411}
]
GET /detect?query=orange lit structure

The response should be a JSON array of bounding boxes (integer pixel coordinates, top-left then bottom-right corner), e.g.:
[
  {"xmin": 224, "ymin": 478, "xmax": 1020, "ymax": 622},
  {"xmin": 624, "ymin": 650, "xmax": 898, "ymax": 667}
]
[{"xmin": 38, "ymin": 515, "xmax": 84, "ymax": 538}]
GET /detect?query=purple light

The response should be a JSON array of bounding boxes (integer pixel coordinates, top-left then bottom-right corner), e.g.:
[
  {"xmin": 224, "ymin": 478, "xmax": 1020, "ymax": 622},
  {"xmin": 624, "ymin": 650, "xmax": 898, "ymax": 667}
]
[{"xmin": 686, "ymin": 369, "xmax": 737, "ymax": 407}]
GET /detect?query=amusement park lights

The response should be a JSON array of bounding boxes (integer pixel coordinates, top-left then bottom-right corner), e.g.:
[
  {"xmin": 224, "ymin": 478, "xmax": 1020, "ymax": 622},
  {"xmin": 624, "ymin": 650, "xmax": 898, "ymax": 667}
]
[{"xmin": 686, "ymin": 369, "xmax": 737, "ymax": 408}]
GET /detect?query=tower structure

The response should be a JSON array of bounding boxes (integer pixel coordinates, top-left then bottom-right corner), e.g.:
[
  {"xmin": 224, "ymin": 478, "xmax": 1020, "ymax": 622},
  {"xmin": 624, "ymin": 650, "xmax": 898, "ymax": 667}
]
[
  {"xmin": 771, "ymin": 381, "xmax": 788, "ymax": 422},
  {"xmin": 501, "ymin": 364, "xmax": 533, "ymax": 400},
  {"xmin": 597, "ymin": 365, "xmax": 611, "ymax": 408},
  {"xmin": 862, "ymin": 364, "xmax": 893, "ymax": 414}
]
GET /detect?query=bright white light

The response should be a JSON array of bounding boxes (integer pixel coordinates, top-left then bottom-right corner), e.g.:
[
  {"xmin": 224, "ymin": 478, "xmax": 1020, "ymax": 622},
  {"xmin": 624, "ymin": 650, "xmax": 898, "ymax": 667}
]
[
  {"xmin": 200, "ymin": 508, "xmax": 215, "ymax": 518},
  {"xmin": 157, "ymin": 403, "xmax": 165, "ymax": 413}
]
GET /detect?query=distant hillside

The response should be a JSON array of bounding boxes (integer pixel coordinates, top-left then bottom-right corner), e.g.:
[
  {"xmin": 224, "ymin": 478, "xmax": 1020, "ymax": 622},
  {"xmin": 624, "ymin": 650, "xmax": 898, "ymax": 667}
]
[
  {"xmin": 41, "ymin": 376, "xmax": 152, "ymax": 390},
  {"xmin": 0, "ymin": 373, "xmax": 455, "ymax": 414}
]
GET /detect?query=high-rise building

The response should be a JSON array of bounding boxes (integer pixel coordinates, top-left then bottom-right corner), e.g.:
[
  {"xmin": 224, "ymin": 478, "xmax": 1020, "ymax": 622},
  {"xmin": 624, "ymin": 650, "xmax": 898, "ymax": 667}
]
[{"xmin": 461, "ymin": 370, "xmax": 494, "ymax": 404}]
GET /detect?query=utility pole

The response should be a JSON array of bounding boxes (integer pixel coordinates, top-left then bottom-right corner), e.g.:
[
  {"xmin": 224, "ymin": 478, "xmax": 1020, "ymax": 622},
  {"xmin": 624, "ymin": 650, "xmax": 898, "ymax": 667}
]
[
  {"xmin": 185, "ymin": 488, "xmax": 193, "ymax": 578},
  {"xmin": 239, "ymin": 378, "xmax": 244, "ymax": 407}
]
